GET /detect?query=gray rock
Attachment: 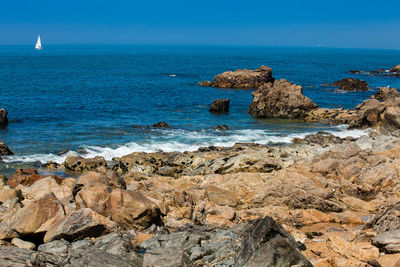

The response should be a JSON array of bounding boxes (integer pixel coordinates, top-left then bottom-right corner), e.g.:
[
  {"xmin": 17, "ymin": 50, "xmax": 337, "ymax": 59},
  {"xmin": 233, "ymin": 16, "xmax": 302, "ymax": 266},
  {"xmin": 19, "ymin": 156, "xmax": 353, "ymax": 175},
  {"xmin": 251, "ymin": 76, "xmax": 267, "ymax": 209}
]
[
  {"xmin": 11, "ymin": 238, "xmax": 36, "ymax": 250},
  {"xmin": 373, "ymin": 229, "xmax": 400, "ymax": 253},
  {"xmin": 0, "ymin": 246, "xmax": 34, "ymax": 267},
  {"xmin": 142, "ymin": 247, "xmax": 193, "ymax": 267}
]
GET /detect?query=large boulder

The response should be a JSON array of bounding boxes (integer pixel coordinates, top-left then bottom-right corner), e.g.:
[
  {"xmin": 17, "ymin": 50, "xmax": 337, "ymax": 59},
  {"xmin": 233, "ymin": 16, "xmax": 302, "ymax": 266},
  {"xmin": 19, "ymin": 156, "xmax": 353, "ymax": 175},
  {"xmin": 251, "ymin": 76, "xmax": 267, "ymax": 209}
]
[
  {"xmin": 0, "ymin": 108, "xmax": 8, "ymax": 129},
  {"xmin": 372, "ymin": 87, "xmax": 400, "ymax": 101},
  {"xmin": 333, "ymin": 78, "xmax": 369, "ymax": 91},
  {"xmin": 209, "ymin": 99, "xmax": 230, "ymax": 113},
  {"xmin": 64, "ymin": 156, "xmax": 107, "ymax": 172},
  {"xmin": 0, "ymin": 139, "xmax": 13, "ymax": 156},
  {"xmin": 248, "ymin": 79, "xmax": 318, "ymax": 119},
  {"xmin": 200, "ymin": 65, "xmax": 274, "ymax": 89},
  {"xmin": 44, "ymin": 208, "xmax": 119, "ymax": 243}
]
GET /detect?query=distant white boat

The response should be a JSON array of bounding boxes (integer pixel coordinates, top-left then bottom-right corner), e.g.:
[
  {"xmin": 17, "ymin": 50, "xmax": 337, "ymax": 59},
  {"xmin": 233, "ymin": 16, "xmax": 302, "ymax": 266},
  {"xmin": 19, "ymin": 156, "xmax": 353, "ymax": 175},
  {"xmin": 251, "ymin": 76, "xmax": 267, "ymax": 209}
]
[{"xmin": 35, "ymin": 35, "xmax": 42, "ymax": 50}]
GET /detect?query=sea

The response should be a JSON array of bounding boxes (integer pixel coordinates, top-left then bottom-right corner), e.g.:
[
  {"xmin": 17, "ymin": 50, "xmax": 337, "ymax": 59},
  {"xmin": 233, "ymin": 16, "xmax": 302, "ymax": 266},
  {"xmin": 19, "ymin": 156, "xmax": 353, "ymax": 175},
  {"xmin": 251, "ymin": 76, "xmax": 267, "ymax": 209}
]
[{"xmin": 0, "ymin": 45, "xmax": 399, "ymax": 172}]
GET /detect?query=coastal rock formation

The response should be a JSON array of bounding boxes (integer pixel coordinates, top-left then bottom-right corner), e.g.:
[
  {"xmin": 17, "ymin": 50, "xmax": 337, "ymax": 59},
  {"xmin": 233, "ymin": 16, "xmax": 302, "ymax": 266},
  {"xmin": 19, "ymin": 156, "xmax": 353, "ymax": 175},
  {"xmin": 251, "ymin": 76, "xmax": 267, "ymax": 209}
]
[
  {"xmin": 0, "ymin": 108, "xmax": 8, "ymax": 129},
  {"xmin": 372, "ymin": 87, "xmax": 400, "ymax": 101},
  {"xmin": 304, "ymin": 107, "xmax": 359, "ymax": 125},
  {"xmin": 209, "ymin": 98, "xmax": 230, "ymax": 112},
  {"xmin": 333, "ymin": 78, "xmax": 369, "ymax": 91},
  {"xmin": 390, "ymin": 64, "xmax": 400, "ymax": 73},
  {"xmin": 0, "ymin": 139, "xmax": 13, "ymax": 157},
  {"xmin": 152, "ymin": 121, "xmax": 170, "ymax": 128},
  {"xmin": 64, "ymin": 156, "xmax": 107, "ymax": 172},
  {"xmin": 248, "ymin": 79, "xmax": 318, "ymax": 118},
  {"xmin": 200, "ymin": 65, "xmax": 274, "ymax": 89}
]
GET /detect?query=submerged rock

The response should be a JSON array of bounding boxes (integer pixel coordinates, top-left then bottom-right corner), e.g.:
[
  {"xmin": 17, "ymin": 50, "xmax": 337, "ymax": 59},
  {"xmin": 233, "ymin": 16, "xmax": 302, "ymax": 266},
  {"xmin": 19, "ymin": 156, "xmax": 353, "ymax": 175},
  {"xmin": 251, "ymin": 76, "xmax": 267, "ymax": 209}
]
[
  {"xmin": 200, "ymin": 65, "xmax": 274, "ymax": 89},
  {"xmin": 213, "ymin": 124, "xmax": 229, "ymax": 130},
  {"xmin": 209, "ymin": 98, "xmax": 230, "ymax": 113},
  {"xmin": 248, "ymin": 79, "xmax": 318, "ymax": 119},
  {"xmin": 152, "ymin": 121, "xmax": 171, "ymax": 128},
  {"xmin": 333, "ymin": 78, "xmax": 369, "ymax": 91}
]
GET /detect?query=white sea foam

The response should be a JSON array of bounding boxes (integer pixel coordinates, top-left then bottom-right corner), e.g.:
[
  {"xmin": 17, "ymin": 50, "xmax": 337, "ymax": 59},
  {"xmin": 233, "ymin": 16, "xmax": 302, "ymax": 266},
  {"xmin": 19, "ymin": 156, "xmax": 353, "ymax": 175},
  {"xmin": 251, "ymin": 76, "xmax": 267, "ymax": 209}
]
[{"xmin": 2, "ymin": 126, "xmax": 369, "ymax": 164}]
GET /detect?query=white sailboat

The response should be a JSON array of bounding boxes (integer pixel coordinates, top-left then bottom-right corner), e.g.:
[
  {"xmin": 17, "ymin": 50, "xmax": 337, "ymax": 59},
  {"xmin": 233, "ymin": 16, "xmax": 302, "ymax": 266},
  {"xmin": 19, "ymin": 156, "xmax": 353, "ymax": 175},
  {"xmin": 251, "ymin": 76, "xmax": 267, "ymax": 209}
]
[{"xmin": 35, "ymin": 35, "xmax": 42, "ymax": 50}]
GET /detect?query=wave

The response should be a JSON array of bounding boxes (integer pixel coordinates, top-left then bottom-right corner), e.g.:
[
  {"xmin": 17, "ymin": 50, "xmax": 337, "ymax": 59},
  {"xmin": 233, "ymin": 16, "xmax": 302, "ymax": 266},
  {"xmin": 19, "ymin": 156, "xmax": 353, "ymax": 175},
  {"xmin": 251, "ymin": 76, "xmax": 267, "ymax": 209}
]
[{"xmin": 2, "ymin": 125, "xmax": 369, "ymax": 164}]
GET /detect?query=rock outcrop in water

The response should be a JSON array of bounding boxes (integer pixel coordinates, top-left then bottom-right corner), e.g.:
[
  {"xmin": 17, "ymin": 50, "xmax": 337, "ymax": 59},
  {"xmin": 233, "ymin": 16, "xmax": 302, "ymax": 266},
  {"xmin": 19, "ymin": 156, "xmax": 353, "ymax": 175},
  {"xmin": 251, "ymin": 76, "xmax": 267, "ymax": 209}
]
[
  {"xmin": 0, "ymin": 109, "xmax": 8, "ymax": 129},
  {"xmin": 209, "ymin": 98, "xmax": 230, "ymax": 113},
  {"xmin": 350, "ymin": 64, "xmax": 400, "ymax": 77},
  {"xmin": 390, "ymin": 64, "xmax": 400, "ymax": 73},
  {"xmin": 151, "ymin": 121, "xmax": 171, "ymax": 128},
  {"xmin": 0, "ymin": 140, "xmax": 13, "ymax": 157},
  {"xmin": 333, "ymin": 78, "xmax": 369, "ymax": 91},
  {"xmin": 199, "ymin": 65, "xmax": 274, "ymax": 89},
  {"xmin": 248, "ymin": 79, "xmax": 318, "ymax": 119}
]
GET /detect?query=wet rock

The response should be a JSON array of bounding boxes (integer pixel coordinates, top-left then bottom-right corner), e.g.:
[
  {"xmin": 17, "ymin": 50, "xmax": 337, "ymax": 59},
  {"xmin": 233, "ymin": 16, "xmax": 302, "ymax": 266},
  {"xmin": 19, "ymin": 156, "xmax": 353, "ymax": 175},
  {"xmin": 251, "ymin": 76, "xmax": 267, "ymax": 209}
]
[
  {"xmin": 0, "ymin": 139, "xmax": 13, "ymax": 156},
  {"xmin": 44, "ymin": 208, "xmax": 119, "ymax": 243},
  {"xmin": 152, "ymin": 121, "xmax": 170, "ymax": 128},
  {"xmin": 6, "ymin": 168, "xmax": 45, "ymax": 188},
  {"xmin": 248, "ymin": 79, "xmax": 317, "ymax": 119},
  {"xmin": 200, "ymin": 65, "xmax": 274, "ymax": 89},
  {"xmin": 11, "ymin": 238, "xmax": 36, "ymax": 250},
  {"xmin": 213, "ymin": 124, "xmax": 229, "ymax": 130},
  {"xmin": 209, "ymin": 98, "xmax": 230, "ymax": 113},
  {"xmin": 0, "ymin": 108, "xmax": 8, "ymax": 129},
  {"xmin": 333, "ymin": 78, "xmax": 369, "ymax": 91},
  {"xmin": 42, "ymin": 161, "xmax": 60, "ymax": 169},
  {"xmin": 64, "ymin": 156, "xmax": 107, "ymax": 172}
]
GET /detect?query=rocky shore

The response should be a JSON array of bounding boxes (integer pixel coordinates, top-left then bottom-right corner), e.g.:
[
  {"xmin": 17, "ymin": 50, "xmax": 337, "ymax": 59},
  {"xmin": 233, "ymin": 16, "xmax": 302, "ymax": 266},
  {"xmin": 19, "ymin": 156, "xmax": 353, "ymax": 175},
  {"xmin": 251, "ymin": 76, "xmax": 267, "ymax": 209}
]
[{"xmin": 0, "ymin": 64, "xmax": 399, "ymax": 266}]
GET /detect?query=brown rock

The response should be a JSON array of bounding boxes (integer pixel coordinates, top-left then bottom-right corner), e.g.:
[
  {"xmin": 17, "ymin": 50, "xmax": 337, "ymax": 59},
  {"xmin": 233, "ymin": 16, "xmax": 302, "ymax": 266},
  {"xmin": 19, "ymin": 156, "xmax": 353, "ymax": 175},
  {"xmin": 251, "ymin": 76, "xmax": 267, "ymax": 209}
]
[
  {"xmin": 64, "ymin": 156, "xmax": 107, "ymax": 172},
  {"xmin": 206, "ymin": 185, "xmax": 237, "ymax": 207},
  {"xmin": 372, "ymin": 87, "xmax": 400, "ymax": 101},
  {"xmin": 43, "ymin": 208, "xmax": 118, "ymax": 243},
  {"xmin": 0, "ymin": 108, "xmax": 8, "ymax": 129},
  {"xmin": 390, "ymin": 64, "xmax": 400, "ymax": 73},
  {"xmin": 209, "ymin": 99, "xmax": 230, "ymax": 113},
  {"xmin": 333, "ymin": 78, "xmax": 369, "ymax": 91},
  {"xmin": 6, "ymin": 169, "xmax": 46, "ymax": 189},
  {"xmin": 248, "ymin": 79, "xmax": 318, "ymax": 119},
  {"xmin": 0, "ymin": 139, "xmax": 13, "ymax": 156},
  {"xmin": 200, "ymin": 65, "xmax": 274, "ymax": 89},
  {"xmin": 152, "ymin": 121, "xmax": 170, "ymax": 128}
]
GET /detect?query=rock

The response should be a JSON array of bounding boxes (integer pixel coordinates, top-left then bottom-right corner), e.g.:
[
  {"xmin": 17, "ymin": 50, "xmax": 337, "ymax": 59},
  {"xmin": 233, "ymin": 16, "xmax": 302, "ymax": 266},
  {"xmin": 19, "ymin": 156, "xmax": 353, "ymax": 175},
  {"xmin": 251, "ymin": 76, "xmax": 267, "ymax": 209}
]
[
  {"xmin": 152, "ymin": 121, "xmax": 170, "ymax": 128},
  {"xmin": 44, "ymin": 208, "xmax": 119, "ymax": 243},
  {"xmin": 363, "ymin": 202, "xmax": 400, "ymax": 234},
  {"xmin": 304, "ymin": 107, "xmax": 359, "ymax": 125},
  {"xmin": 0, "ymin": 246, "xmax": 34, "ymax": 267},
  {"xmin": 0, "ymin": 140, "xmax": 13, "ymax": 156},
  {"xmin": 157, "ymin": 166, "xmax": 178, "ymax": 177},
  {"xmin": 390, "ymin": 64, "xmax": 400, "ymax": 73},
  {"xmin": 327, "ymin": 233, "xmax": 379, "ymax": 261},
  {"xmin": 248, "ymin": 79, "xmax": 318, "ymax": 119},
  {"xmin": 64, "ymin": 156, "xmax": 107, "ymax": 172},
  {"xmin": 0, "ymin": 108, "xmax": 8, "ymax": 129},
  {"xmin": 209, "ymin": 99, "xmax": 230, "ymax": 113},
  {"xmin": 10, "ymin": 193, "xmax": 65, "ymax": 236},
  {"xmin": 6, "ymin": 168, "xmax": 45, "ymax": 188},
  {"xmin": 372, "ymin": 87, "xmax": 400, "ymax": 101},
  {"xmin": 333, "ymin": 78, "xmax": 369, "ymax": 91},
  {"xmin": 142, "ymin": 247, "xmax": 193, "ymax": 267},
  {"xmin": 200, "ymin": 65, "xmax": 274, "ymax": 89},
  {"xmin": 348, "ymin": 99, "xmax": 385, "ymax": 129},
  {"xmin": 206, "ymin": 185, "xmax": 237, "ymax": 207},
  {"xmin": 293, "ymin": 131, "xmax": 356, "ymax": 146},
  {"xmin": 213, "ymin": 125, "xmax": 229, "ymax": 130},
  {"xmin": 11, "ymin": 238, "xmax": 36, "ymax": 250},
  {"xmin": 373, "ymin": 229, "xmax": 400, "ymax": 253},
  {"xmin": 42, "ymin": 161, "xmax": 60, "ymax": 169}
]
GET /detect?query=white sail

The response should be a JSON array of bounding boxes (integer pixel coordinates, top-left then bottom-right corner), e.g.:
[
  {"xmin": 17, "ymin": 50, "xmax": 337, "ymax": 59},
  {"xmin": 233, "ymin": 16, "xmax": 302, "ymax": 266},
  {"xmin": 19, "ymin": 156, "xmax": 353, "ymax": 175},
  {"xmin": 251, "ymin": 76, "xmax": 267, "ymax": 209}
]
[{"xmin": 35, "ymin": 36, "xmax": 42, "ymax": 50}]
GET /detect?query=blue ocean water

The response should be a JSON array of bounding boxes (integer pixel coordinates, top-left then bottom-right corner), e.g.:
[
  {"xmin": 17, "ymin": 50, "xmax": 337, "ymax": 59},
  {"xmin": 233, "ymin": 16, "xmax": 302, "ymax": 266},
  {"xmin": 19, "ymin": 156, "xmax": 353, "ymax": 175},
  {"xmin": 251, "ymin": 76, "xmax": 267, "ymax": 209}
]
[{"xmin": 0, "ymin": 45, "xmax": 399, "ymax": 166}]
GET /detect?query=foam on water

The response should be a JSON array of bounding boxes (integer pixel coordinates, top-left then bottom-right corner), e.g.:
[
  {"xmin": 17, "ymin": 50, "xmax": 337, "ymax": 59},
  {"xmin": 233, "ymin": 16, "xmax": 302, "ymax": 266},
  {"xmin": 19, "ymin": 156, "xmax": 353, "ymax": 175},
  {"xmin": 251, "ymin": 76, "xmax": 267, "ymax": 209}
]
[{"xmin": 2, "ymin": 125, "xmax": 369, "ymax": 164}]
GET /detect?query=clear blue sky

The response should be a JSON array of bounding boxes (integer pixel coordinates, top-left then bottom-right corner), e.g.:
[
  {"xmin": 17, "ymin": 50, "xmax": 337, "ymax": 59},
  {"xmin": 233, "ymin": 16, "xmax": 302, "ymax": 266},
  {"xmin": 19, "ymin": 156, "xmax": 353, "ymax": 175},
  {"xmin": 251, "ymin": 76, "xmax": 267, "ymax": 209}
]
[{"xmin": 1, "ymin": 0, "xmax": 399, "ymax": 49}]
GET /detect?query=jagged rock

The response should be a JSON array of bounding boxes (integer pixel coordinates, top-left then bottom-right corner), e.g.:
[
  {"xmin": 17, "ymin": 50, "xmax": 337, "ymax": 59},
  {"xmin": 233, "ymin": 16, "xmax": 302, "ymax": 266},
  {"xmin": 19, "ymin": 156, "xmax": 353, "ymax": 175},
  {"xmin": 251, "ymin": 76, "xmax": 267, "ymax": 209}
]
[
  {"xmin": 0, "ymin": 139, "xmax": 13, "ymax": 156},
  {"xmin": 152, "ymin": 121, "xmax": 170, "ymax": 128},
  {"xmin": 333, "ymin": 78, "xmax": 369, "ymax": 91},
  {"xmin": 363, "ymin": 202, "xmax": 400, "ymax": 234},
  {"xmin": 373, "ymin": 229, "xmax": 400, "ymax": 253},
  {"xmin": 390, "ymin": 64, "xmax": 400, "ymax": 73},
  {"xmin": 292, "ymin": 131, "xmax": 356, "ymax": 146},
  {"xmin": 304, "ymin": 107, "xmax": 359, "ymax": 125},
  {"xmin": 43, "ymin": 208, "xmax": 119, "ymax": 243},
  {"xmin": 0, "ymin": 108, "xmax": 8, "ymax": 129},
  {"xmin": 200, "ymin": 65, "xmax": 274, "ymax": 89},
  {"xmin": 209, "ymin": 99, "xmax": 230, "ymax": 113},
  {"xmin": 139, "ymin": 217, "xmax": 312, "ymax": 267},
  {"xmin": 64, "ymin": 156, "xmax": 107, "ymax": 172},
  {"xmin": 0, "ymin": 246, "xmax": 34, "ymax": 267},
  {"xmin": 372, "ymin": 87, "xmax": 400, "ymax": 101},
  {"xmin": 248, "ymin": 79, "xmax": 317, "ymax": 119}
]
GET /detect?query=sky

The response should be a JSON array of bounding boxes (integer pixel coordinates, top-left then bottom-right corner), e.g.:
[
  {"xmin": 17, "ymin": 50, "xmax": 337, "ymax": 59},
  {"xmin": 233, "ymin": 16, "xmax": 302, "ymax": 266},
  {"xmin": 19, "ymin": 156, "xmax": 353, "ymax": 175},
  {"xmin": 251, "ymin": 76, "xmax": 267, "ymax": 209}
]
[{"xmin": 1, "ymin": 0, "xmax": 399, "ymax": 49}]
